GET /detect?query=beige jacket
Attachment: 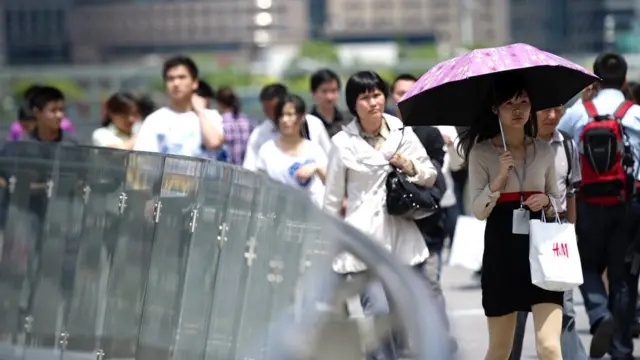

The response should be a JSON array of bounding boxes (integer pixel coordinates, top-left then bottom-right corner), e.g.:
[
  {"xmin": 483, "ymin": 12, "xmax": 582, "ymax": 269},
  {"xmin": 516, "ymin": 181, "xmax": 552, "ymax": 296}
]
[{"xmin": 323, "ymin": 114, "xmax": 438, "ymax": 273}]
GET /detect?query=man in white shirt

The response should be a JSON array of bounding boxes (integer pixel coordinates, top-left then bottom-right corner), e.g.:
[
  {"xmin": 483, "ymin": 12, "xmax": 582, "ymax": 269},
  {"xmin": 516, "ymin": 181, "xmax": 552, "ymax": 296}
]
[
  {"xmin": 242, "ymin": 83, "xmax": 332, "ymax": 171},
  {"xmin": 134, "ymin": 55, "xmax": 224, "ymax": 157}
]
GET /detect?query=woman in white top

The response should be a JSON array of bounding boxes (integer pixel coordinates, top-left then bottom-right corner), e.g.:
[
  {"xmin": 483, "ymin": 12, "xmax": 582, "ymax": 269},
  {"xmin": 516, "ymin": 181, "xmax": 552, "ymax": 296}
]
[
  {"xmin": 256, "ymin": 94, "xmax": 327, "ymax": 206},
  {"xmin": 323, "ymin": 71, "xmax": 438, "ymax": 360},
  {"xmin": 92, "ymin": 92, "xmax": 142, "ymax": 149}
]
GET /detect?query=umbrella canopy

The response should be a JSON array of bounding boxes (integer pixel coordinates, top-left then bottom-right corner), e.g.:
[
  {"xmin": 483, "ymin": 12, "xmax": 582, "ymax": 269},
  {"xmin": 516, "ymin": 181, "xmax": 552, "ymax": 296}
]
[{"xmin": 398, "ymin": 43, "xmax": 599, "ymax": 127}]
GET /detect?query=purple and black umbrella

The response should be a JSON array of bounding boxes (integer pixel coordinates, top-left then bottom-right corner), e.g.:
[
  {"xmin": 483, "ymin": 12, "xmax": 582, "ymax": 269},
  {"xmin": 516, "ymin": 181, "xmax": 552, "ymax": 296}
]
[{"xmin": 398, "ymin": 43, "xmax": 599, "ymax": 127}]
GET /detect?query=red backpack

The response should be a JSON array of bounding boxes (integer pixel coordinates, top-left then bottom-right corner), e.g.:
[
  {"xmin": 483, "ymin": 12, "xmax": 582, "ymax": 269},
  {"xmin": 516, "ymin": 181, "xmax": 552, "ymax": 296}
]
[{"xmin": 579, "ymin": 100, "xmax": 635, "ymax": 204}]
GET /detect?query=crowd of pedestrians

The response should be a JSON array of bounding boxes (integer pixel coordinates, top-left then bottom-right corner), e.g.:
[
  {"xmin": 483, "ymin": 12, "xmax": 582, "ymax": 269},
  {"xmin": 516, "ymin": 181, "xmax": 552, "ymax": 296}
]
[{"xmin": 7, "ymin": 49, "xmax": 640, "ymax": 360}]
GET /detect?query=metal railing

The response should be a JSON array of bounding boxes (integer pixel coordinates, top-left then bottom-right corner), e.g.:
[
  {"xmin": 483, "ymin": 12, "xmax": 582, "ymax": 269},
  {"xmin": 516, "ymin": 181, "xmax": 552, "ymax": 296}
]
[{"xmin": 0, "ymin": 142, "xmax": 453, "ymax": 360}]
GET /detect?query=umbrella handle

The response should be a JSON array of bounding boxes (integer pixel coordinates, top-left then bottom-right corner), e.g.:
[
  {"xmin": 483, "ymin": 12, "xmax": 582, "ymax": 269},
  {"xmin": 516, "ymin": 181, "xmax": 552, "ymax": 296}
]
[{"xmin": 498, "ymin": 118, "xmax": 508, "ymax": 152}]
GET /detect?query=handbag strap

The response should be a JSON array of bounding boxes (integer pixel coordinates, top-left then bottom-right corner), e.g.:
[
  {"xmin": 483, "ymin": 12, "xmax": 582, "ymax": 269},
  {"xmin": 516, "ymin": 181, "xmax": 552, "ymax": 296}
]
[{"xmin": 539, "ymin": 199, "xmax": 560, "ymax": 224}]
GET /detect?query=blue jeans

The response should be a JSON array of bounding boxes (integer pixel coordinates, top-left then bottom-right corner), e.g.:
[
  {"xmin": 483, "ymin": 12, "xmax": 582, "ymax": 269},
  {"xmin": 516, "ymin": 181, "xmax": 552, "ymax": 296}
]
[
  {"xmin": 360, "ymin": 254, "xmax": 448, "ymax": 360},
  {"xmin": 360, "ymin": 281, "xmax": 397, "ymax": 360},
  {"xmin": 509, "ymin": 290, "xmax": 587, "ymax": 360}
]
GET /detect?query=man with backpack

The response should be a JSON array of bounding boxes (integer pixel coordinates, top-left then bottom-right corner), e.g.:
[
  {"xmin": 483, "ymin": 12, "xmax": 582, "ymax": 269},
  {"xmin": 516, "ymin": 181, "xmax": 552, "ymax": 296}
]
[{"xmin": 558, "ymin": 52, "xmax": 640, "ymax": 360}]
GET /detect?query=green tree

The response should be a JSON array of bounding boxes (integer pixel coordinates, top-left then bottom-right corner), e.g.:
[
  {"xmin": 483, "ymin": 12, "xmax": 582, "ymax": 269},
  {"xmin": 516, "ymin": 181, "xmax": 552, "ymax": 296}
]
[
  {"xmin": 463, "ymin": 42, "xmax": 490, "ymax": 50},
  {"xmin": 296, "ymin": 40, "xmax": 340, "ymax": 63},
  {"xmin": 283, "ymin": 40, "xmax": 341, "ymax": 94},
  {"xmin": 398, "ymin": 43, "xmax": 439, "ymax": 60}
]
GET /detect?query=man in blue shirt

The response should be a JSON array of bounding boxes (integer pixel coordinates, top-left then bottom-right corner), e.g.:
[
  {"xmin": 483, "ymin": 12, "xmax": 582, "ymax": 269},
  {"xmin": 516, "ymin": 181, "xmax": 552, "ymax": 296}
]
[{"xmin": 558, "ymin": 53, "xmax": 640, "ymax": 360}]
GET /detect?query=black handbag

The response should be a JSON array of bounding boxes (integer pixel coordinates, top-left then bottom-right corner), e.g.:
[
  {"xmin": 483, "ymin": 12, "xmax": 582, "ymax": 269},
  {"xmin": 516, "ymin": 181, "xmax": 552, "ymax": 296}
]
[{"xmin": 385, "ymin": 168, "xmax": 443, "ymax": 219}]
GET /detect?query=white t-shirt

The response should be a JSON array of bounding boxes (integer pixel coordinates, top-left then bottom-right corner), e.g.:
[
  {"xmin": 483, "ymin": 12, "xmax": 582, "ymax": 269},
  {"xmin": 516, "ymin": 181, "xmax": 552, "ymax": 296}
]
[
  {"xmin": 242, "ymin": 114, "xmax": 332, "ymax": 171},
  {"xmin": 133, "ymin": 107, "xmax": 224, "ymax": 157},
  {"xmin": 92, "ymin": 122, "xmax": 142, "ymax": 147},
  {"xmin": 256, "ymin": 139, "xmax": 327, "ymax": 206}
]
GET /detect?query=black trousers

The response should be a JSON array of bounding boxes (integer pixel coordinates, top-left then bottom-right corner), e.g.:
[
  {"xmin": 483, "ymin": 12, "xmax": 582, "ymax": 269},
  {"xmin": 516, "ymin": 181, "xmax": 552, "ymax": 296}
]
[{"xmin": 576, "ymin": 197, "xmax": 640, "ymax": 358}]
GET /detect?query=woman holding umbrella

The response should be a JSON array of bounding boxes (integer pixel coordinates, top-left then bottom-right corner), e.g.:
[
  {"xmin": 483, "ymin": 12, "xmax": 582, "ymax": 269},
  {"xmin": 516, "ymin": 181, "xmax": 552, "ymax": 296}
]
[
  {"xmin": 460, "ymin": 73, "xmax": 563, "ymax": 360},
  {"xmin": 397, "ymin": 44, "xmax": 599, "ymax": 360}
]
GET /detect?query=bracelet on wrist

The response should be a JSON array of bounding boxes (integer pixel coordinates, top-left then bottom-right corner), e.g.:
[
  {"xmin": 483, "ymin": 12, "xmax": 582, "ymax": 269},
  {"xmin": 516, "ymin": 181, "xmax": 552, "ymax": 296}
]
[{"xmin": 543, "ymin": 195, "xmax": 552, "ymax": 209}]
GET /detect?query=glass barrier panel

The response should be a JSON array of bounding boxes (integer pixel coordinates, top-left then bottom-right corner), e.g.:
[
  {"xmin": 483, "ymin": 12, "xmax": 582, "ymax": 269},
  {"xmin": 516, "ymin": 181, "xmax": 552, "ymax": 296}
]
[
  {"xmin": 232, "ymin": 180, "xmax": 319, "ymax": 360},
  {"xmin": 0, "ymin": 144, "xmax": 454, "ymax": 360},
  {"xmin": 135, "ymin": 155, "xmax": 203, "ymax": 360},
  {"xmin": 202, "ymin": 169, "xmax": 260, "ymax": 360},
  {"xmin": 100, "ymin": 151, "xmax": 164, "ymax": 360},
  {"xmin": 0, "ymin": 141, "xmax": 33, "ymax": 360},
  {"xmin": 169, "ymin": 162, "xmax": 231, "ymax": 360},
  {"xmin": 59, "ymin": 146, "xmax": 129, "ymax": 360},
  {"xmin": 8, "ymin": 143, "xmax": 67, "ymax": 360}
]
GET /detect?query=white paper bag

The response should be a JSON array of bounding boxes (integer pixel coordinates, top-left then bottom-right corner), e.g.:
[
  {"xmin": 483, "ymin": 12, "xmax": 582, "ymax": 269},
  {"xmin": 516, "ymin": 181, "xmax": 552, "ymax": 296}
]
[
  {"xmin": 529, "ymin": 218, "xmax": 583, "ymax": 291},
  {"xmin": 448, "ymin": 215, "xmax": 485, "ymax": 271}
]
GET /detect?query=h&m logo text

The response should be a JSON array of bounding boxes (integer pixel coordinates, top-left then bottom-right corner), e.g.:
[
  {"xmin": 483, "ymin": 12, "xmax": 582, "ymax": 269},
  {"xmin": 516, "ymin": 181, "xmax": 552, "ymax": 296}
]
[{"xmin": 552, "ymin": 242, "xmax": 569, "ymax": 258}]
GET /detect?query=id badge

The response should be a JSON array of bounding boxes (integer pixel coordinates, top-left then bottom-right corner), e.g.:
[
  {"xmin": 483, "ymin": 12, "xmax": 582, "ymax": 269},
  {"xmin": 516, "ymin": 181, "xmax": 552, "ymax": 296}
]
[{"xmin": 512, "ymin": 208, "xmax": 530, "ymax": 235}]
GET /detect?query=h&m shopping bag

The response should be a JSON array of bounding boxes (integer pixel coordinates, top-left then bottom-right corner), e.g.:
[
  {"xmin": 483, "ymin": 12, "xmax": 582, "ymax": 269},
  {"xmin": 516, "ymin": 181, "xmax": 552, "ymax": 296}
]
[
  {"xmin": 529, "ymin": 212, "xmax": 583, "ymax": 292},
  {"xmin": 448, "ymin": 215, "xmax": 485, "ymax": 272}
]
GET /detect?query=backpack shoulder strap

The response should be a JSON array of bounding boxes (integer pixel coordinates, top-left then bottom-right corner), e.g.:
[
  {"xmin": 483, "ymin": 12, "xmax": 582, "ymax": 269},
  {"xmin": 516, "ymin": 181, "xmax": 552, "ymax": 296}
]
[
  {"xmin": 614, "ymin": 100, "xmax": 634, "ymax": 120},
  {"xmin": 583, "ymin": 100, "xmax": 598, "ymax": 118},
  {"xmin": 558, "ymin": 130, "xmax": 573, "ymax": 184}
]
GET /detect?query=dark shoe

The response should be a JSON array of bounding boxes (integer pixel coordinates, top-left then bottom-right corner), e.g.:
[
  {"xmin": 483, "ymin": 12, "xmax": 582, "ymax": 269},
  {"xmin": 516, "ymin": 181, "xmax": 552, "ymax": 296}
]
[{"xmin": 590, "ymin": 316, "xmax": 614, "ymax": 359}]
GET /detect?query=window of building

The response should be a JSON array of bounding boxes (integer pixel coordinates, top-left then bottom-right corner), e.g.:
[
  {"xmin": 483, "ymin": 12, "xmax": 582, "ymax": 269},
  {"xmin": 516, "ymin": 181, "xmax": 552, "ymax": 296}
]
[
  {"xmin": 404, "ymin": 15, "xmax": 424, "ymax": 28},
  {"xmin": 374, "ymin": 0, "xmax": 393, "ymax": 10}
]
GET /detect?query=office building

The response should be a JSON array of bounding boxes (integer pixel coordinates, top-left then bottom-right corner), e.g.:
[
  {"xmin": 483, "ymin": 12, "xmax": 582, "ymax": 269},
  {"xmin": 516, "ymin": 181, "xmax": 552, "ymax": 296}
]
[
  {"xmin": 68, "ymin": 0, "xmax": 308, "ymax": 63},
  {"xmin": 430, "ymin": 0, "xmax": 509, "ymax": 49},
  {"xmin": 509, "ymin": 0, "xmax": 636, "ymax": 53},
  {"xmin": 3, "ymin": 0, "xmax": 73, "ymax": 65},
  {"xmin": 2, "ymin": 0, "xmax": 309, "ymax": 64},
  {"xmin": 323, "ymin": 0, "xmax": 435, "ymax": 43}
]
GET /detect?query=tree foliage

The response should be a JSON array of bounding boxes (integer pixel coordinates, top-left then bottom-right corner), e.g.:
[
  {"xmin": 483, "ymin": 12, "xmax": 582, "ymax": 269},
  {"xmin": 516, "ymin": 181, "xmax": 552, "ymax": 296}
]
[
  {"xmin": 296, "ymin": 40, "xmax": 340, "ymax": 63},
  {"xmin": 283, "ymin": 40, "xmax": 342, "ymax": 95},
  {"xmin": 398, "ymin": 43, "xmax": 439, "ymax": 60}
]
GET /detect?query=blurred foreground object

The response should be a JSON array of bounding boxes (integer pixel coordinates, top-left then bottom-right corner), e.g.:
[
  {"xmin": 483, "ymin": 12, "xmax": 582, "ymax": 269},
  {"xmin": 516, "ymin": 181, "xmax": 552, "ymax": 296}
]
[{"xmin": 0, "ymin": 142, "xmax": 453, "ymax": 360}]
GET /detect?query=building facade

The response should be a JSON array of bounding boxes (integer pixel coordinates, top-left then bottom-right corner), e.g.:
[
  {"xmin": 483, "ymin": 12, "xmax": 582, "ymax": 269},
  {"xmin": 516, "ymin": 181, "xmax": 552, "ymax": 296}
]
[
  {"xmin": 3, "ymin": 0, "xmax": 73, "ymax": 65},
  {"xmin": 2, "ymin": 0, "xmax": 639, "ymax": 65},
  {"xmin": 323, "ymin": 0, "xmax": 435, "ymax": 43},
  {"xmin": 2, "ymin": 0, "xmax": 309, "ymax": 64}
]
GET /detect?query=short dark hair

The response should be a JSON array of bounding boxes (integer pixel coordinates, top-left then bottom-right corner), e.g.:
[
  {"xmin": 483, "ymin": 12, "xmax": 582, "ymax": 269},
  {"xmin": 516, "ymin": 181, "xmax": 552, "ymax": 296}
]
[
  {"xmin": 29, "ymin": 86, "xmax": 64, "ymax": 111},
  {"xmin": 392, "ymin": 73, "xmax": 417, "ymax": 91},
  {"xmin": 310, "ymin": 68, "xmax": 341, "ymax": 93},
  {"xmin": 17, "ymin": 103, "xmax": 35, "ymax": 121},
  {"xmin": 23, "ymin": 84, "xmax": 43, "ymax": 101},
  {"xmin": 196, "ymin": 80, "xmax": 215, "ymax": 99},
  {"xmin": 345, "ymin": 71, "xmax": 389, "ymax": 116},
  {"xmin": 593, "ymin": 53, "xmax": 627, "ymax": 89},
  {"xmin": 259, "ymin": 83, "xmax": 288, "ymax": 102},
  {"xmin": 163, "ymin": 55, "xmax": 199, "ymax": 80}
]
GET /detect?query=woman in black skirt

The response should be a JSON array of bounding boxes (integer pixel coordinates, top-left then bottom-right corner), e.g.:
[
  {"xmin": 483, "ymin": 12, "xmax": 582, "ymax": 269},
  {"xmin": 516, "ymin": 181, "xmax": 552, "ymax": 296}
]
[{"xmin": 459, "ymin": 73, "xmax": 563, "ymax": 360}]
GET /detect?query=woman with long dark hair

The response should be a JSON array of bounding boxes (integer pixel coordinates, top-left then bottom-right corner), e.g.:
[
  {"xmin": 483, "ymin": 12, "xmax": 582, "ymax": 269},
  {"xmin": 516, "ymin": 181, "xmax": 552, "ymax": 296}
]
[
  {"xmin": 92, "ymin": 92, "xmax": 141, "ymax": 150},
  {"xmin": 215, "ymin": 86, "xmax": 254, "ymax": 165},
  {"xmin": 460, "ymin": 73, "xmax": 563, "ymax": 360}
]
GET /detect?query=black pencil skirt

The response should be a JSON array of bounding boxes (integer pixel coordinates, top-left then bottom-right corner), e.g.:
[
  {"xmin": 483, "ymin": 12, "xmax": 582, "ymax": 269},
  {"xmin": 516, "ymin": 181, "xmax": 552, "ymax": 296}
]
[{"xmin": 481, "ymin": 199, "xmax": 564, "ymax": 317}]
